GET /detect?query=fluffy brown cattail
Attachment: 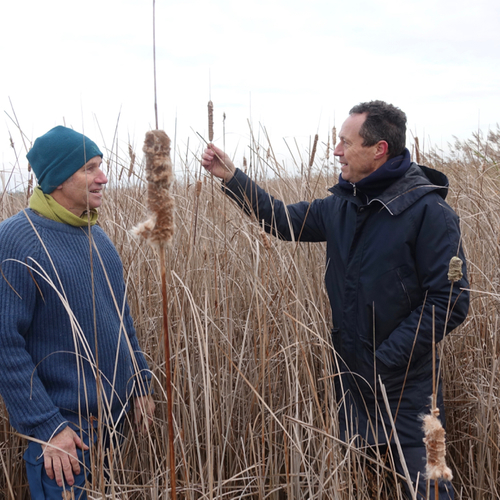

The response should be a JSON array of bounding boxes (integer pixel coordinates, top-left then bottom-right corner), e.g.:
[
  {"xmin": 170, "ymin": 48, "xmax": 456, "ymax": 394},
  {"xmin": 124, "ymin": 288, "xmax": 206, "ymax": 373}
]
[
  {"xmin": 422, "ymin": 407, "xmax": 453, "ymax": 481},
  {"xmin": 208, "ymin": 100, "xmax": 214, "ymax": 142},
  {"xmin": 448, "ymin": 256, "xmax": 463, "ymax": 282},
  {"xmin": 132, "ymin": 130, "xmax": 175, "ymax": 245},
  {"xmin": 332, "ymin": 126, "xmax": 337, "ymax": 148}
]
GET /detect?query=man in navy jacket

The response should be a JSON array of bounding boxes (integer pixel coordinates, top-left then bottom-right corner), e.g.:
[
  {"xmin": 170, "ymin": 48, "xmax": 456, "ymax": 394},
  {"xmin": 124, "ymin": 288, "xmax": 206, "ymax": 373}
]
[{"xmin": 202, "ymin": 100, "xmax": 469, "ymax": 499}]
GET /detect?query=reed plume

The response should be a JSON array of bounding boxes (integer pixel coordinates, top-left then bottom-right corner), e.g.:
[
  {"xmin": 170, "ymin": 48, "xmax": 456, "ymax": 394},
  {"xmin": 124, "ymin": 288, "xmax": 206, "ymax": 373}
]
[{"xmin": 127, "ymin": 143, "xmax": 136, "ymax": 179}]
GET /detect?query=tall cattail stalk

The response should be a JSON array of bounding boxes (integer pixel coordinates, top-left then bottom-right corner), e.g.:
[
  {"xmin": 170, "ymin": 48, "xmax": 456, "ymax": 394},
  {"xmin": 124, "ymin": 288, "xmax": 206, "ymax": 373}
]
[
  {"xmin": 422, "ymin": 257, "xmax": 462, "ymax": 497},
  {"xmin": 132, "ymin": 130, "xmax": 176, "ymax": 499},
  {"xmin": 152, "ymin": 0, "xmax": 159, "ymax": 130}
]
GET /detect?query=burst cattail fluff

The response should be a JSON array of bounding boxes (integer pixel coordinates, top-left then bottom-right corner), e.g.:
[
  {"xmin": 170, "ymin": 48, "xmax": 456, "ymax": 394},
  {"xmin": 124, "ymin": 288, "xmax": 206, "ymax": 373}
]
[
  {"xmin": 422, "ymin": 407, "xmax": 453, "ymax": 481},
  {"xmin": 448, "ymin": 256, "xmax": 463, "ymax": 282},
  {"xmin": 132, "ymin": 130, "xmax": 175, "ymax": 245}
]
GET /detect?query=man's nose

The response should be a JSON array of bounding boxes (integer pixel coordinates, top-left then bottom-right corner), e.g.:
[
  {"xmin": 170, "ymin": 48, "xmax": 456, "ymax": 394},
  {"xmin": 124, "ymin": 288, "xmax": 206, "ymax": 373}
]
[{"xmin": 96, "ymin": 169, "xmax": 108, "ymax": 184}]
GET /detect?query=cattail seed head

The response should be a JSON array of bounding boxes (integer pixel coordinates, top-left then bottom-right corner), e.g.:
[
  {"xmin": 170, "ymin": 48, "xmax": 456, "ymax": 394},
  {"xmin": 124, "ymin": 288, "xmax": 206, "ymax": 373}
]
[
  {"xmin": 260, "ymin": 229, "xmax": 271, "ymax": 251},
  {"xmin": 415, "ymin": 136, "xmax": 421, "ymax": 164},
  {"xmin": 422, "ymin": 407, "xmax": 453, "ymax": 481},
  {"xmin": 131, "ymin": 130, "xmax": 175, "ymax": 246},
  {"xmin": 448, "ymin": 256, "xmax": 463, "ymax": 282},
  {"xmin": 309, "ymin": 134, "xmax": 319, "ymax": 168},
  {"xmin": 208, "ymin": 100, "xmax": 214, "ymax": 142},
  {"xmin": 196, "ymin": 179, "xmax": 202, "ymax": 197}
]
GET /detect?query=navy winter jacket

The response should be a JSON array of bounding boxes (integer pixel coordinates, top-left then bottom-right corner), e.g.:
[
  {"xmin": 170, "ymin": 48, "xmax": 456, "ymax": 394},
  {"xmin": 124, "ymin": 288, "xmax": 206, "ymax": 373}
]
[{"xmin": 223, "ymin": 152, "xmax": 469, "ymax": 447}]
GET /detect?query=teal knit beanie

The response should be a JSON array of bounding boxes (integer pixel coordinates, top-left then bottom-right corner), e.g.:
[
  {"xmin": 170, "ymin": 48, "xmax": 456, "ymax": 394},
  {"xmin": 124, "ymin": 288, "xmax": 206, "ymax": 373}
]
[{"xmin": 27, "ymin": 126, "xmax": 103, "ymax": 194}]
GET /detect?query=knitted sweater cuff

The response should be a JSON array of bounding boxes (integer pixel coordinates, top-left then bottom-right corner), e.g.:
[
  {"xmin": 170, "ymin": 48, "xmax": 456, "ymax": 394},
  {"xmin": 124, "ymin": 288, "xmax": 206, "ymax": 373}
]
[{"xmin": 30, "ymin": 413, "xmax": 68, "ymax": 443}]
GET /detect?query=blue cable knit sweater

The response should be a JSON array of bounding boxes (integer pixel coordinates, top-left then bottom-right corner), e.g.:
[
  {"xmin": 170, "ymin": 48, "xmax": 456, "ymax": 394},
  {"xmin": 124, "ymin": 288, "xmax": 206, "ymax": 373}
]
[{"xmin": 0, "ymin": 209, "xmax": 152, "ymax": 442}]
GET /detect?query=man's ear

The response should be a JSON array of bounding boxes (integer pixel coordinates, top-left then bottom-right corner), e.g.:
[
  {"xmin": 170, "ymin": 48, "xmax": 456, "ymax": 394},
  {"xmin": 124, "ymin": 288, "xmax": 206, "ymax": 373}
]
[{"xmin": 374, "ymin": 140, "xmax": 389, "ymax": 160}]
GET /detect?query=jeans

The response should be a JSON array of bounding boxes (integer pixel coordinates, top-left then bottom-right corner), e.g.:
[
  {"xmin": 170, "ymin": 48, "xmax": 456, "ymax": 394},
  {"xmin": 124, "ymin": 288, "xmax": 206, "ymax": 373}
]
[{"xmin": 24, "ymin": 424, "xmax": 124, "ymax": 500}]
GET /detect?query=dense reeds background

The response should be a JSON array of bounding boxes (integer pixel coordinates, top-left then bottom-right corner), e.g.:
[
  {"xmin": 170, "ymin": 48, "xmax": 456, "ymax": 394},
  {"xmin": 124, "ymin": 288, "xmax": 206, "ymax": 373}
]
[{"xmin": 1, "ymin": 125, "xmax": 499, "ymax": 499}]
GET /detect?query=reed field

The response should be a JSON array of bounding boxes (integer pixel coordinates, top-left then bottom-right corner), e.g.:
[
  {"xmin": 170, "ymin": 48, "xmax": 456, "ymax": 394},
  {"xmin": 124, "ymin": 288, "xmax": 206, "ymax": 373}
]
[{"xmin": 0, "ymin": 124, "xmax": 499, "ymax": 499}]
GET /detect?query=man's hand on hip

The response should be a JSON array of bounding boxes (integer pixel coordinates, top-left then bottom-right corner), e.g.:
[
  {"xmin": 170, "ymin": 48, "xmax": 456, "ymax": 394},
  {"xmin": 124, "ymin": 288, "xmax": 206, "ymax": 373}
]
[{"xmin": 43, "ymin": 426, "xmax": 89, "ymax": 487}]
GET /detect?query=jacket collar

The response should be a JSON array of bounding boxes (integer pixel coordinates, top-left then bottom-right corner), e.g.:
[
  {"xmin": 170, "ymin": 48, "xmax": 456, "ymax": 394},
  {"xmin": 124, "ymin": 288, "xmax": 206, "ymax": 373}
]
[
  {"xmin": 330, "ymin": 161, "xmax": 449, "ymax": 216},
  {"xmin": 337, "ymin": 148, "xmax": 412, "ymax": 196}
]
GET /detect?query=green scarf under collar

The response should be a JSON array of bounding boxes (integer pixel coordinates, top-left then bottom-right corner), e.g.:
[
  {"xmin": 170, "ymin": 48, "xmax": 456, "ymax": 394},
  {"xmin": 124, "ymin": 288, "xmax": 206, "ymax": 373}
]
[{"xmin": 29, "ymin": 186, "xmax": 98, "ymax": 227}]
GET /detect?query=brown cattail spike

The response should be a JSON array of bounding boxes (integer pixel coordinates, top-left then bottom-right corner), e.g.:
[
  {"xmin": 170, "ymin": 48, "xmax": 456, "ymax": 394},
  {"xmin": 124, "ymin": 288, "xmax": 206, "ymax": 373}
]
[
  {"xmin": 448, "ymin": 256, "xmax": 463, "ymax": 282},
  {"xmin": 309, "ymin": 134, "xmax": 319, "ymax": 168},
  {"xmin": 208, "ymin": 100, "xmax": 214, "ymax": 142},
  {"xmin": 260, "ymin": 229, "xmax": 271, "ymax": 251},
  {"xmin": 132, "ymin": 130, "xmax": 175, "ymax": 246}
]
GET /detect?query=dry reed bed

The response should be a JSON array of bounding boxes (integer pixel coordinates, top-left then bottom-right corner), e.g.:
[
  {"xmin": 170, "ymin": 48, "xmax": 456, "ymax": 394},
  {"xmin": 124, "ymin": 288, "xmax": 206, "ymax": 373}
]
[{"xmin": 1, "ymin": 128, "xmax": 499, "ymax": 499}]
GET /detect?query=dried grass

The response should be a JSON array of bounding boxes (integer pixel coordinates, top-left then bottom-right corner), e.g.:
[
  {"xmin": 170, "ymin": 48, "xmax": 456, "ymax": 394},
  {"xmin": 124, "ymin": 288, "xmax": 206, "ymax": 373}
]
[{"xmin": 1, "ymin": 124, "xmax": 500, "ymax": 499}]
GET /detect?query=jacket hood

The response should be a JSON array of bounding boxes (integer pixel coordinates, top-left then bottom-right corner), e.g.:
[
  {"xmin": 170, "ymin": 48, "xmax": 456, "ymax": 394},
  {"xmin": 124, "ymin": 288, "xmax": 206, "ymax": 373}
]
[
  {"xmin": 338, "ymin": 148, "xmax": 412, "ymax": 195},
  {"xmin": 330, "ymin": 162, "xmax": 450, "ymax": 216}
]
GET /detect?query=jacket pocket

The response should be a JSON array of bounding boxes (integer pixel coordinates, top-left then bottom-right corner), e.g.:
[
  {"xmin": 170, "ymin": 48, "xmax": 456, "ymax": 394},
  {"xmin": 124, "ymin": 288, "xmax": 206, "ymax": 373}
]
[
  {"xmin": 331, "ymin": 327, "xmax": 341, "ymax": 352},
  {"xmin": 363, "ymin": 264, "xmax": 422, "ymax": 348},
  {"xmin": 395, "ymin": 265, "xmax": 420, "ymax": 311}
]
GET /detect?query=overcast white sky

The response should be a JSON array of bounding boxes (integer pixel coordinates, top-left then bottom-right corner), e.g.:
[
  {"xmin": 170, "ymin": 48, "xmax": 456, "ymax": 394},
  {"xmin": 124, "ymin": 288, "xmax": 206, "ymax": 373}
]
[{"xmin": 1, "ymin": 0, "xmax": 499, "ymax": 186}]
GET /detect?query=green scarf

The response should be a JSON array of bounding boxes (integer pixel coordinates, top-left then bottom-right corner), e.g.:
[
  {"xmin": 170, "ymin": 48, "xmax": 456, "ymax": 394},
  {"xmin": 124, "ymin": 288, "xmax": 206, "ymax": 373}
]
[{"xmin": 29, "ymin": 186, "xmax": 98, "ymax": 227}]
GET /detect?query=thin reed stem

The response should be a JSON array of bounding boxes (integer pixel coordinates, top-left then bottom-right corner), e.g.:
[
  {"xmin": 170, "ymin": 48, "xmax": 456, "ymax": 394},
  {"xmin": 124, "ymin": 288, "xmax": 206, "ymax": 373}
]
[{"xmin": 160, "ymin": 244, "xmax": 176, "ymax": 499}]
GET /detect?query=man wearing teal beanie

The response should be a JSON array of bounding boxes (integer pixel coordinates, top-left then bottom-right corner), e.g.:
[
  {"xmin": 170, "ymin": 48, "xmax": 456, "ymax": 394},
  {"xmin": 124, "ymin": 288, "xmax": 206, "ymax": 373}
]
[
  {"xmin": 0, "ymin": 126, "xmax": 155, "ymax": 499},
  {"xmin": 27, "ymin": 126, "xmax": 103, "ymax": 194}
]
